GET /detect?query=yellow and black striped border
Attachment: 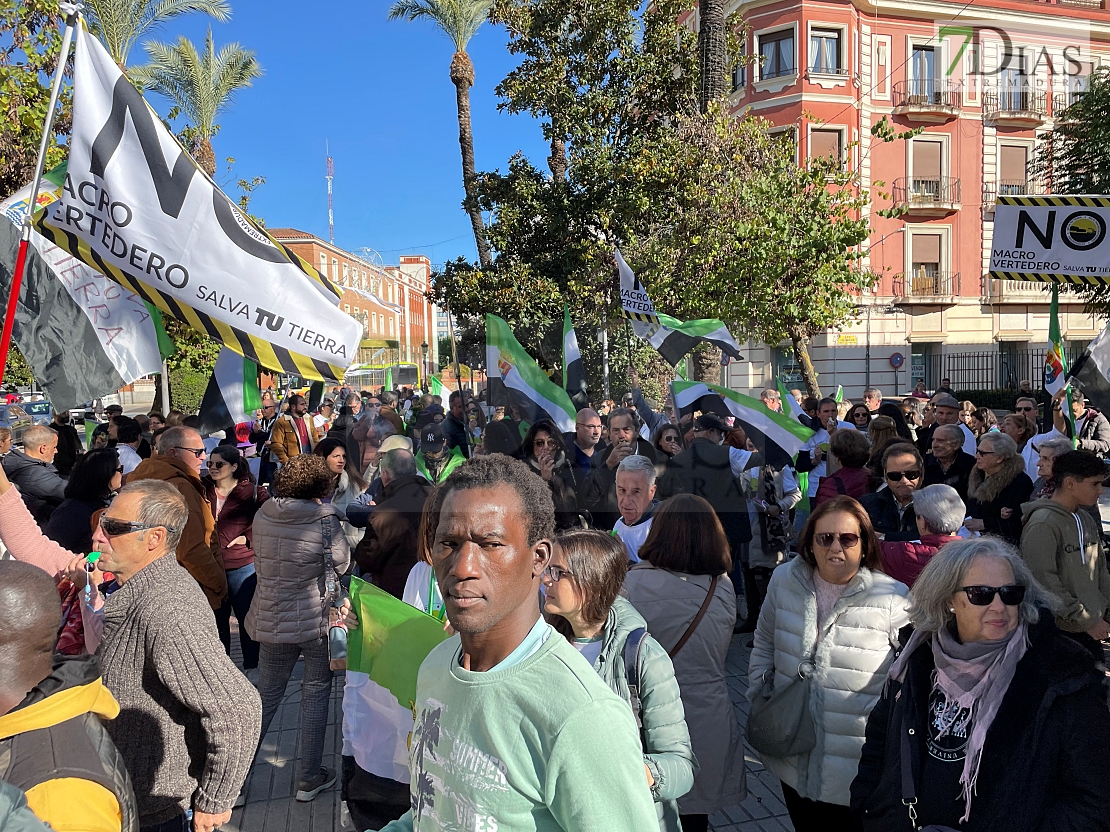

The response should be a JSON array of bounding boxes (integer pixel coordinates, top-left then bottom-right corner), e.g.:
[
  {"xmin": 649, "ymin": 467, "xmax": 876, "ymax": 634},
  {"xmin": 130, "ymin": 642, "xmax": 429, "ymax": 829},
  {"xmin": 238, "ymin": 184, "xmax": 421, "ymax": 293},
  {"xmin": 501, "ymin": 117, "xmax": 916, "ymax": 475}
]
[
  {"xmin": 620, "ymin": 308, "xmax": 660, "ymax": 324},
  {"xmin": 997, "ymin": 195, "xmax": 1110, "ymax": 208},
  {"xmin": 33, "ymin": 217, "xmax": 349, "ymax": 381}
]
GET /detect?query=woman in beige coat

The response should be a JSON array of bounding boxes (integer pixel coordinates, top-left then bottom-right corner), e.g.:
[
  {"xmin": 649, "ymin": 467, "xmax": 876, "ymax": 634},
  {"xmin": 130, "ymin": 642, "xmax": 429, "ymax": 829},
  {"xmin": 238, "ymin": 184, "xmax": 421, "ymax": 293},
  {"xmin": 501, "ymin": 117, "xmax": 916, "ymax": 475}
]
[{"xmin": 623, "ymin": 494, "xmax": 746, "ymax": 832}]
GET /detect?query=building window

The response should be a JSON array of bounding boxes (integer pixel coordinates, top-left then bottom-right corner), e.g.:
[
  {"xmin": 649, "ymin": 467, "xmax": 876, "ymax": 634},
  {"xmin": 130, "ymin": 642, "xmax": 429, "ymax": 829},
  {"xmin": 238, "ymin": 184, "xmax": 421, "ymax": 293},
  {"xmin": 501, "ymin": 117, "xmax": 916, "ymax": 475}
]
[
  {"xmin": 331, "ymin": 259, "xmax": 339, "ymax": 282},
  {"xmin": 809, "ymin": 128, "xmax": 843, "ymax": 165},
  {"xmin": 389, "ymin": 318, "xmax": 396, "ymax": 337},
  {"xmin": 876, "ymin": 39, "xmax": 890, "ymax": 97},
  {"xmin": 999, "ymin": 51, "xmax": 1031, "ymax": 109},
  {"xmin": 810, "ymin": 29, "xmax": 842, "ymax": 74},
  {"xmin": 759, "ymin": 30, "xmax": 795, "ymax": 80},
  {"xmin": 911, "ymin": 138, "xmax": 944, "ymax": 199},
  {"xmin": 343, "ymin": 304, "xmax": 350, "ymax": 313},
  {"xmin": 999, "ymin": 144, "xmax": 1030, "ymax": 193},
  {"xmin": 910, "ymin": 232, "xmax": 943, "ymax": 279},
  {"xmin": 910, "ymin": 45, "xmax": 936, "ymax": 96},
  {"xmin": 1065, "ymin": 62, "xmax": 1090, "ymax": 107},
  {"xmin": 319, "ymin": 253, "xmax": 327, "ymax": 277},
  {"xmin": 731, "ymin": 44, "xmax": 746, "ymax": 91}
]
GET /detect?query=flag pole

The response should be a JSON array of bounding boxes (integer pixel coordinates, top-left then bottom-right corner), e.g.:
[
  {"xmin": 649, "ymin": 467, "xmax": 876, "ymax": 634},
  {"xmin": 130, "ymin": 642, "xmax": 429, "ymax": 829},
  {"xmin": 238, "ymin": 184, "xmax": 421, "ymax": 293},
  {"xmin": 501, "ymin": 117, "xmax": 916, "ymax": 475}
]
[
  {"xmin": 444, "ymin": 299, "xmax": 468, "ymax": 411},
  {"xmin": 0, "ymin": 6, "xmax": 78, "ymax": 385}
]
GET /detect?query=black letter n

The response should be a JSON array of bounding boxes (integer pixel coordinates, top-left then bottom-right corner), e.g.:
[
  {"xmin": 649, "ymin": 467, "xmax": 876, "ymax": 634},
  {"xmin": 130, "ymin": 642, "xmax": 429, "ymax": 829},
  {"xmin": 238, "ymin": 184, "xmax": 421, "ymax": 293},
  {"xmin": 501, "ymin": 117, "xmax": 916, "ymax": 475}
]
[{"xmin": 89, "ymin": 76, "xmax": 196, "ymax": 219}]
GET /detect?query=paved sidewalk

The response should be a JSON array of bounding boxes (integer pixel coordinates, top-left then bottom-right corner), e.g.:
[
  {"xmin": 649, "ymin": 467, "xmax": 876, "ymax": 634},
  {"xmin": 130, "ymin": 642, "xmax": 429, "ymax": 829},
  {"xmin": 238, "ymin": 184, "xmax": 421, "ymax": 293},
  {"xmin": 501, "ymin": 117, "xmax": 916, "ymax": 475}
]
[{"xmin": 222, "ymin": 621, "xmax": 793, "ymax": 832}]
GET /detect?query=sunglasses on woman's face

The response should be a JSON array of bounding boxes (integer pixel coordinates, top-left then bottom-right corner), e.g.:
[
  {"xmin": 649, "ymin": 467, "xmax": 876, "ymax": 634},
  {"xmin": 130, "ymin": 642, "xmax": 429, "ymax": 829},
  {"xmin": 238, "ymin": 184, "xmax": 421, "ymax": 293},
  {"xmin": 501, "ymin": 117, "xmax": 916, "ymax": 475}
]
[
  {"xmin": 814, "ymin": 532, "xmax": 860, "ymax": 549},
  {"xmin": 961, "ymin": 585, "xmax": 1026, "ymax": 606},
  {"xmin": 209, "ymin": 461, "xmax": 228, "ymax": 469}
]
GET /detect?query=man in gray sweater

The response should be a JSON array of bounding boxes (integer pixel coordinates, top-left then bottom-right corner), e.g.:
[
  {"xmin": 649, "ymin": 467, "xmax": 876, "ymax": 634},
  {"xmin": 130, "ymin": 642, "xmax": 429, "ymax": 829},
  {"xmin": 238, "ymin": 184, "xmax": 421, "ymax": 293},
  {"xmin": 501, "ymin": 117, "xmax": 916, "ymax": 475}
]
[{"xmin": 87, "ymin": 480, "xmax": 262, "ymax": 832}]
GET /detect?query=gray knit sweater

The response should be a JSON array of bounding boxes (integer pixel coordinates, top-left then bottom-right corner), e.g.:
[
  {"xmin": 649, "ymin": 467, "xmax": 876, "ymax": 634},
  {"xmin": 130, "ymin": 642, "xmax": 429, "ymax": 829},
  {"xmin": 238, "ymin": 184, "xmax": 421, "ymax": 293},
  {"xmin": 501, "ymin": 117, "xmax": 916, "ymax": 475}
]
[{"xmin": 100, "ymin": 553, "xmax": 262, "ymax": 825}]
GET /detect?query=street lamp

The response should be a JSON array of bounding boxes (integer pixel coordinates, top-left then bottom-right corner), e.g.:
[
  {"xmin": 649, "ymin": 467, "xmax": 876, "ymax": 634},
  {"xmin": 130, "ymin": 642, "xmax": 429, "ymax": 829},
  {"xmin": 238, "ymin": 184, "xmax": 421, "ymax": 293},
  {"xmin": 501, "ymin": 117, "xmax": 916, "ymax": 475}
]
[{"xmin": 420, "ymin": 341, "xmax": 428, "ymax": 387}]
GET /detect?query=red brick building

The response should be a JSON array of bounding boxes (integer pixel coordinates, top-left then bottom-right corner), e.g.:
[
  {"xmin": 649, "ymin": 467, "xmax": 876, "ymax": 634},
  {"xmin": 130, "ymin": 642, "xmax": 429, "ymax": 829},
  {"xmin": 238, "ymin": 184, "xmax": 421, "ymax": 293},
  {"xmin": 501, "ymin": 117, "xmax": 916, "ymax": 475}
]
[{"xmin": 269, "ymin": 229, "xmax": 437, "ymax": 377}]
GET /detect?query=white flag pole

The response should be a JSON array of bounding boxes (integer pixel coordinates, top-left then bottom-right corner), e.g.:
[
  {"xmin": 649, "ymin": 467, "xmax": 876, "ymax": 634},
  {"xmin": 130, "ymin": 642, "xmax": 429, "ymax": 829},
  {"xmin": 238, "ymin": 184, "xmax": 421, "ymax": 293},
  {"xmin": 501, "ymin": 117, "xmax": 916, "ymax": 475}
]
[{"xmin": 0, "ymin": 4, "xmax": 80, "ymax": 383}]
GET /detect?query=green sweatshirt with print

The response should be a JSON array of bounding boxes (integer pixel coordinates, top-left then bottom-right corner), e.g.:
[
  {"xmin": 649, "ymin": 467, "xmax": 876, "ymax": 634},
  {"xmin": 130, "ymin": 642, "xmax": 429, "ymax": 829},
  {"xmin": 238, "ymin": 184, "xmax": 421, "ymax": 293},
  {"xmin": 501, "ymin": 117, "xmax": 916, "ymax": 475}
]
[{"xmin": 381, "ymin": 626, "xmax": 659, "ymax": 832}]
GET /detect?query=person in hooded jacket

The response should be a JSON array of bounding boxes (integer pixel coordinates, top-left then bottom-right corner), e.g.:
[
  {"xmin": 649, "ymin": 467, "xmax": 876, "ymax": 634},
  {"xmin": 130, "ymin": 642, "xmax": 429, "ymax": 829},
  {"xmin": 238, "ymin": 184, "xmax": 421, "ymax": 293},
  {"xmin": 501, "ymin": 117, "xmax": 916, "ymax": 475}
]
[
  {"xmin": 0, "ymin": 559, "xmax": 138, "ymax": 832},
  {"xmin": 543, "ymin": 529, "xmax": 696, "ymax": 832},
  {"xmin": 1020, "ymin": 449, "xmax": 1110, "ymax": 650},
  {"xmin": 353, "ymin": 449, "xmax": 432, "ymax": 598},
  {"xmin": 520, "ymin": 419, "xmax": 580, "ymax": 530},
  {"xmin": 204, "ymin": 445, "xmax": 268, "ymax": 673},
  {"xmin": 248, "ymin": 453, "xmax": 350, "ymax": 803},
  {"xmin": 850, "ymin": 538, "xmax": 1110, "ymax": 832}
]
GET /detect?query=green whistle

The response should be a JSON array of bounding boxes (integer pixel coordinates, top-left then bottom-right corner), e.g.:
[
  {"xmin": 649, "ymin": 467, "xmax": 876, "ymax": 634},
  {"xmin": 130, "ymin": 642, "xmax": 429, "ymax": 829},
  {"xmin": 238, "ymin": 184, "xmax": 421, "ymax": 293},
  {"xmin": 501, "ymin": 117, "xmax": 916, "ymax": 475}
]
[{"xmin": 87, "ymin": 551, "xmax": 102, "ymax": 565}]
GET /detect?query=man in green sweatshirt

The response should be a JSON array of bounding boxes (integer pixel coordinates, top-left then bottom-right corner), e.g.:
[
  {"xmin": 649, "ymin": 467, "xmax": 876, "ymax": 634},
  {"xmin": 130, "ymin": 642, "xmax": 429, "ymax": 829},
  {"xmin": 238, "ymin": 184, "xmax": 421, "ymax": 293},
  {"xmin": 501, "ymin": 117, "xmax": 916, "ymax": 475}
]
[
  {"xmin": 382, "ymin": 454, "xmax": 658, "ymax": 832},
  {"xmin": 1020, "ymin": 450, "xmax": 1110, "ymax": 647}
]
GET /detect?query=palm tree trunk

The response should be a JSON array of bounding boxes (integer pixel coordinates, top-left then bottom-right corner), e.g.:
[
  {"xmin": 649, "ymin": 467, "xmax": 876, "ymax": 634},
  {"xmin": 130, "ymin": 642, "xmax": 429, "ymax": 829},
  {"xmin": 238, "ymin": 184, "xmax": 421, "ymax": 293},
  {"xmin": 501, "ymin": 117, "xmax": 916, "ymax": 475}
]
[
  {"xmin": 195, "ymin": 137, "xmax": 216, "ymax": 178},
  {"xmin": 450, "ymin": 51, "xmax": 493, "ymax": 271},
  {"xmin": 698, "ymin": 0, "xmax": 728, "ymax": 112},
  {"xmin": 791, "ymin": 329, "xmax": 822, "ymax": 399}
]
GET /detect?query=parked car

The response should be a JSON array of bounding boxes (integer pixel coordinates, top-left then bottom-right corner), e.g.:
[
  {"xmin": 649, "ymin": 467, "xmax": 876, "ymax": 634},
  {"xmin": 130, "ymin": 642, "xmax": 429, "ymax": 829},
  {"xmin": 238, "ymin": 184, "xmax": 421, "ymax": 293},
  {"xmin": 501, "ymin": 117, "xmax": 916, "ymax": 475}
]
[
  {"xmin": 22, "ymin": 401, "xmax": 53, "ymax": 426},
  {"xmin": 0, "ymin": 404, "xmax": 34, "ymax": 447}
]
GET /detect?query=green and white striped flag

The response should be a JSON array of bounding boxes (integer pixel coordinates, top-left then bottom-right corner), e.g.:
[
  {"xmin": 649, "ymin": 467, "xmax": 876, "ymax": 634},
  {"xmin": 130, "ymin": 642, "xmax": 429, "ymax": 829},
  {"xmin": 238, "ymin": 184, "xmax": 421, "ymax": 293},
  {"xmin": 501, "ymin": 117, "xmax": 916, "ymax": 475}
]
[
  {"xmin": 834, "ymin": 385, "xmax": 844, "ymax": 402},
  {"xmin": 673, "ymin": 380, "xmax": 814, "ymax": 468},
  {"xmin": 487, "ymin": 314, "xmax": 577, "ymax": 433},
  {"xmin": 196, "ymin": 347, "xmax": 263, "ymax": 435},
  {"xmin": 616, "ymin": 250, "xmax": 743, "ymax": 366},
  {"xmin": 777, "ymin": 379, "xmax": 806, "ymax": 421}
]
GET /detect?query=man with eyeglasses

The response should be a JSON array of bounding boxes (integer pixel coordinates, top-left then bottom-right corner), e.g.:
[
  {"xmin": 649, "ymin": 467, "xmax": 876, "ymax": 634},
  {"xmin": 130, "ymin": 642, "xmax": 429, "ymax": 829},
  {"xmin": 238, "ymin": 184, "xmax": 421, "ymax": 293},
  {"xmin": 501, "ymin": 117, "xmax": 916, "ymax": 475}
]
[
  {"xmin": 564, "ymin": 407, "xmax": 603, "ymax": 494},
  {"xmin": 1008, "ymin": 393, "xmax": 1069, "ymax": 480},
  {"xmin": 129, "ymin": 426, "xmax": 226, "ymax": 609},
  {"xmin": 860, "ymin": 443, "xmax": 924, "ymax": 541},
  {"xmin": 1021, "ymin": 450, "xmax": 1110, "ymax": 652},
  {"xmin": 0, "ymin": 473, "xmax": 260, "ymax": 832}
]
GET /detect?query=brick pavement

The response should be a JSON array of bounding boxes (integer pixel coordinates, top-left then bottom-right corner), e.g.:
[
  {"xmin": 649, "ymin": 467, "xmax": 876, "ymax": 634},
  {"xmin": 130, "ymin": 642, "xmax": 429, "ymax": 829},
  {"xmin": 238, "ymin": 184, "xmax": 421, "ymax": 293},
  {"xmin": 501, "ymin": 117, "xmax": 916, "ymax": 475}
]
[{"xmin": 221, "ymin": 620, "xmax": 793, "ymax": 832}]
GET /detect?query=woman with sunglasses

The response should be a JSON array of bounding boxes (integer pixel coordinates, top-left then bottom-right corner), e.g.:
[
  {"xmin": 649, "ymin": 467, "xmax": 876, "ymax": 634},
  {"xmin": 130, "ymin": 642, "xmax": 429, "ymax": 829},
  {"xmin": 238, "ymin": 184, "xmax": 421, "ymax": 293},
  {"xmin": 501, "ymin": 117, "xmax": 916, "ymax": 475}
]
[
  {"xmin": 44, "ymin": 448, "xmax": 122, "ymax": 554},
  {"xmin": 965, "ymin": 433, "xmax": 1033, "ymax": 546},
  {"xmin": 846, "ymin": 403, "xmax": 872, "ymax": 433},
  {"xmin": 542, "ymin": 529, "xmax": 696, "ymax": 831},
  {"xmin": 748, "ymin": 496, "xmax": 910, "ymax": 832},
  {"xmin": 203, "ymin": 445, "xmax": 268, "ymax": 673},
  {"xmin": 519, "ymin": 419, "xmax": 580, "ymax": 530},
  {"xmin": 851, "ymin": 538, "xmax": 1110, "ymax": 832},
  {"xmin": 652, "ymin": 422, "xmax": 684, "ymax": 460}
]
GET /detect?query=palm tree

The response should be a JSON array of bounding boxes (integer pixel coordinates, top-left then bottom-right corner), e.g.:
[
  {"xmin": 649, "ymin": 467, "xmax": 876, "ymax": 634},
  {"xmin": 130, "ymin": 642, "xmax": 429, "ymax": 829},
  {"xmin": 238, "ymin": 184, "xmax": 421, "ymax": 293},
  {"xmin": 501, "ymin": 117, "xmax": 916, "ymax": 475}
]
[
  {"xmin": 388, "ymin": 0, "xmax": 494, "ymax": 271},
  {"xmin": 84, "ymin": 0, "xmax": 232, "ymax": 66},
  {"xmin": 129, "ymin": 29, "xmax": 262, "ymax": 176},
  {"xmin": 699, "ymin": 0, "xmax": 728, "ymax": 111}
]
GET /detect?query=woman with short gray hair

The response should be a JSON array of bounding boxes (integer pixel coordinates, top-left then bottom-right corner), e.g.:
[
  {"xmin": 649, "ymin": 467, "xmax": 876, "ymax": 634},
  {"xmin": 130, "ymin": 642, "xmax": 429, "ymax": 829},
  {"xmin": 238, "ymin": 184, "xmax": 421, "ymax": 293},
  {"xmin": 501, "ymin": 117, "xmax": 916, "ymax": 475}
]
[
  {"xmin": 879, "ymin": 484, "xmax": 964, "ymax": 587},
  {"xmin": 851, "ymin": 538, "xmax": 1110, "ymax": 831},
  {"xmin": 964, "ymin": 433, "xmax": 1033, "ymax": 545}
]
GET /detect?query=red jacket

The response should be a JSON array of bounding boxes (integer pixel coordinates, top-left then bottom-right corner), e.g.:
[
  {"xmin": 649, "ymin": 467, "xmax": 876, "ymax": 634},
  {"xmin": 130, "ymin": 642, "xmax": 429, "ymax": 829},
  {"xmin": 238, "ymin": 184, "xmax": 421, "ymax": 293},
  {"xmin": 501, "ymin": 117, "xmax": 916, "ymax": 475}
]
[
  {"xmin": 880, "ymin": 533, "xmax": 961, "ymax": 587},
  {"xmin": 203, "ymin": 477, "xmax": 269, "ymax": 571},
  {"xmin": 814, "ymin": 466, "xmax": 873, "ymax": 508}
]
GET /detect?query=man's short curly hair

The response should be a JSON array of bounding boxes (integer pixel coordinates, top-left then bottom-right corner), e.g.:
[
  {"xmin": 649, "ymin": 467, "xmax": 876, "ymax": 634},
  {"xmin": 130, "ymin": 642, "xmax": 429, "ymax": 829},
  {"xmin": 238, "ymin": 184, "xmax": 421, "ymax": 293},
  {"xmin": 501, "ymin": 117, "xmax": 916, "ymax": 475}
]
[
  {"xmin": 421, "ymin": 454, "xmax": 555, "ymax": 554},
  {"xmin": 273, "ymin": 453, "xmax": 333, "ymax": 499}
]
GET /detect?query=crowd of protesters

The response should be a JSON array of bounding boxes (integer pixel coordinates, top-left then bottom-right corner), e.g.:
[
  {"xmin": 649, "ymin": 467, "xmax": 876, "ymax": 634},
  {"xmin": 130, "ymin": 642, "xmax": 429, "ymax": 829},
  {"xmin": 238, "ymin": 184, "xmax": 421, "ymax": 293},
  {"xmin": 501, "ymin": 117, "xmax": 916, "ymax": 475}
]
[{"xmin": 1, "ymin": 375, "xmax": 1109, "ymax": 832}]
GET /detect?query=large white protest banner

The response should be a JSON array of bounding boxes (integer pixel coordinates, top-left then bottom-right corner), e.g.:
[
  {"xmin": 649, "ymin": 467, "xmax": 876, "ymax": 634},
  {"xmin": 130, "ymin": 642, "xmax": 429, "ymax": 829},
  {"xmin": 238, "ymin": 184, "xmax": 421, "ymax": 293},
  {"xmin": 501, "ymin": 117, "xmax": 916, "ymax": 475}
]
[
  {"xmin": 35, "ymin": 24, "xmax": 361, "ymax": 380},
  {"xmin": 990, "ymin": 195, "xmax": 1110, "ymax": 285}
]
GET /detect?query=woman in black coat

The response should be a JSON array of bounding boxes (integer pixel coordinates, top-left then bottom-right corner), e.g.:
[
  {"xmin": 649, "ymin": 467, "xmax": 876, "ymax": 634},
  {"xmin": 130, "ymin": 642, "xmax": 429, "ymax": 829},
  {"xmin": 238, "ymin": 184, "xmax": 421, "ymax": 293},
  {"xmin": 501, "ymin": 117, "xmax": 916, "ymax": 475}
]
[
  {"xmin": 964, "ymin": 432, "xmax": 1033, "ymax": 545},
  {"xmin": 44, "ymin": 448, "xmax": 121, "ymax": 554},
  {"xmin": 851, "ymin": 537, "xmax": 1110, "ymax": 832},
  {"xmin": 520, "ymin": 419, "xmax": 581, "ymax": 530}
]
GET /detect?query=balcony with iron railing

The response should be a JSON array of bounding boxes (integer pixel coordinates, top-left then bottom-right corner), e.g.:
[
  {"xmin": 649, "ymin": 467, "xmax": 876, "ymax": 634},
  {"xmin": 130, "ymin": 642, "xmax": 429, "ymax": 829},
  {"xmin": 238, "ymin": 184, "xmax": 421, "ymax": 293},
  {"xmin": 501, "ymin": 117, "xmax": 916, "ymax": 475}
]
[
  {"xmin": 893, "ymin": 271, "xmax": 961, "ymax": 305},
  {"xmin": 980, "ymin": 277, "xmax": 1081, "ymax": 303},
  {"xmin": 983, "ymin": 86, "xmax": 1049, "ymax": 125},
  {"xmin": 982, "ymin": 178, "xmax": 1048, "ymax": 212},
  {"xmin": 892, "ymin": 79, "xmax": 962, "ymax": 121},
  {"xmin": 892, "ymin": 176, "xmax": 961, "ymax": 216}
]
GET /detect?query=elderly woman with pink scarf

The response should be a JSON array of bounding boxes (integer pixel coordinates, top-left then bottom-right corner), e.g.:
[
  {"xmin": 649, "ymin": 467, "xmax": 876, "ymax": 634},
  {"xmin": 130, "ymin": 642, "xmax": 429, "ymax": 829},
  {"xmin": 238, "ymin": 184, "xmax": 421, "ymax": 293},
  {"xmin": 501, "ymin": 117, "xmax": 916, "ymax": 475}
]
[{"xmin": 850, "ymin": 537, "xmax": 1110, "ymax": 832}]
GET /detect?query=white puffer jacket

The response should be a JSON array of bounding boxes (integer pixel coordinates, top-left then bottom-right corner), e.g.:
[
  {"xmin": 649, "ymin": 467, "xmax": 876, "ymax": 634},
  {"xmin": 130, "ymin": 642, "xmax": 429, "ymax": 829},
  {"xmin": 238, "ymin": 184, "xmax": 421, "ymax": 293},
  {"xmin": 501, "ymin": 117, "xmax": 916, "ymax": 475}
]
[{"xmin": 747, "ymin": 557, "xmax": 910, "ymax": 805}]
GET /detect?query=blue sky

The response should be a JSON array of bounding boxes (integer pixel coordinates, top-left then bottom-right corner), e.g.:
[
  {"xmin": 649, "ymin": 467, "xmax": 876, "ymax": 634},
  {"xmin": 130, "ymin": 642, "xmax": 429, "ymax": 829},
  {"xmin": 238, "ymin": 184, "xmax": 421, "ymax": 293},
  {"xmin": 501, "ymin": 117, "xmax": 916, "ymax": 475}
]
[{"xmin": 155, "ymin": 1, "xmax": 548, "ymax": 268}]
